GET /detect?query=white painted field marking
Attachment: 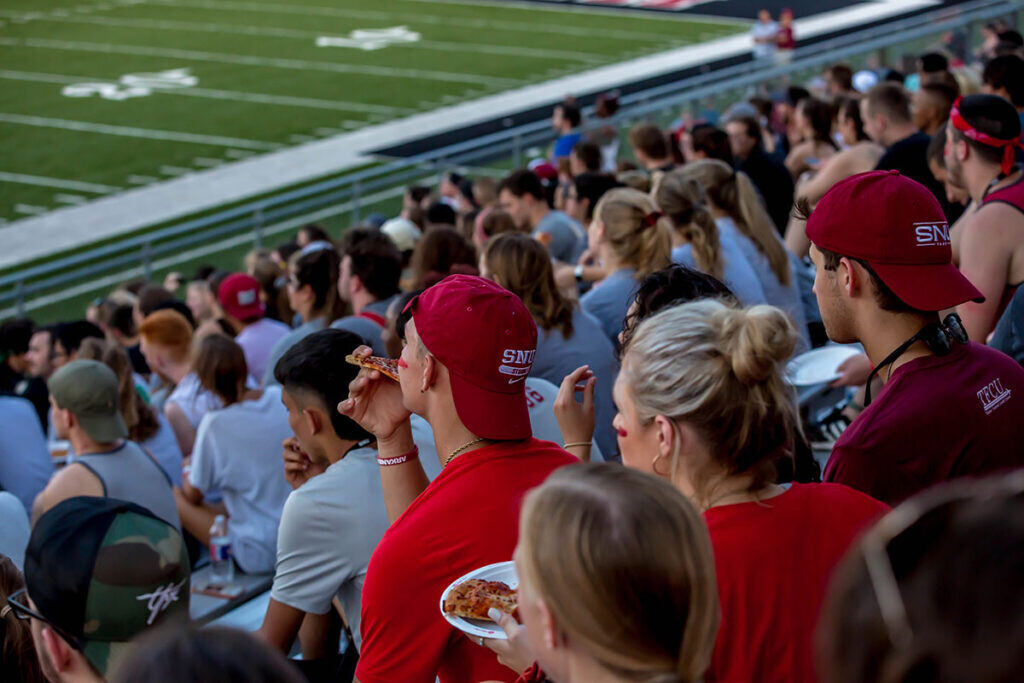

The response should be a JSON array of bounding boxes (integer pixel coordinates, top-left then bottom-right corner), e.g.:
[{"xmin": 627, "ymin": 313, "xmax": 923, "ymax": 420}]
[
  {"xmin": 193, "ymin": 157, "xmax": 224, "ymax": 167},
  {"xmin": 62, "ymin": 67, "xmax": 197, "ymax": 100},
  {"xmin": 0, "ymin": 68, "xmax": 410, "ymax": 114},
  {"xmin": 54, "ymin": 193, "xmax": 90, "ymax": 205},
  {"xmin": 15, "ymin": 204, "xmax": 50, "ymax": 216},
  {"xmin": 141, "ymin": 0, "xmax": 675, "ymax": 42},
  {"xmin": 127, "ymin": 174, "xmax": 160, "ymax": 184},
  {"xmin": 0, "ymin": 113, "xmax": 282, "ymax": 150},
  {"xmin": 0, "ymin": 36, "xmax": 515, "ymax": 86},
  {"xmin": 0, "ymin": 10, "xmax": 603, "ymax": 61},
  {"xmin": 0, "ymin": 171, "xmax": 121, "ymax": 193},
  {"xmin": 159, "ymin": 165, "xmax": 193, "ymax": 175}
]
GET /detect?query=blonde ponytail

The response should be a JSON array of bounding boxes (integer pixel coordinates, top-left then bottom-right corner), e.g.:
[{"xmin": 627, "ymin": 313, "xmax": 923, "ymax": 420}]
[
  {"xmin": 654, "ymin": 171, "xmax": 724, "ymax": 279},
  {"xmin": 621, "ymin": 300, "xmax": 799, "ymax": 508},
  {"xmin": 681, "ymin": 160, "xmax": 792, "ymax": 286},
  {"xmin": 594, "ymin": 188, "xmax": 672, "ymax": 279}
]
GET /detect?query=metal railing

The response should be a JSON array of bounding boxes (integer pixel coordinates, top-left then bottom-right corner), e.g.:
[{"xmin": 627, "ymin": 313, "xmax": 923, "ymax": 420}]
[{"xmin": 2, "ymin": 0, "xmax": 1019, "ymax": 316}]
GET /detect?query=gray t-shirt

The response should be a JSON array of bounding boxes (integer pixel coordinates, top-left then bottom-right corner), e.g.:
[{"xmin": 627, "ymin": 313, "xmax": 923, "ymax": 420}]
[
  {"xmin": 580, "ymin": 268, "xmax": 640, "ymax": 345},
  {"xmin": 717, "ymin": 217, "xmax": 809, "ymax": 354},
  {"xmin": 672, "ymin": 234, "xmax": 767, "ymax": 307},
  {"xmin": 535, "ymin": 211, "xmax": 586, "ymax": 263},
  {"xmin": 0, "ymin": 491, "xmax": 30, "ymax": 570},
  {"xmin": 263, "ymin": 318, "xmax": 327, "ymax": 387},
  {"xmin": 271, "ymin": 447, "xmax": 389, "ymax": 650},
  {"xmin": 0, "ymin": 396, "xmax": 54, "ymax": 513},
  {"xmin": 330, "ymin": 297, "xmax": 394, "ymax": 357},
  {"xmin": 532, "ymin": 308, "xmax": 620, "ymax": 459}
]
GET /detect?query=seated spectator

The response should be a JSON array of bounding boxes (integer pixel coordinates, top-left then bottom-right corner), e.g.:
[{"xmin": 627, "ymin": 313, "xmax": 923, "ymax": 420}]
[
  {"xmin": 176, "ymin": 336, "xmax": 292, "ymax": 574},
  {"xmin": 133, "ymin": 284, "xmax": 175, "ymax": 330},
  {"xmin": 472, "ymin": 208, "xmax": 520, "ymax": 253},
  {"xmin": 628, "ymin": 122, "xmax": 675, "ymax": 177},
  {"xmin": 818, "ymin": 474, "xmax": 1024, "ymax": 683},
  {"xmin": 1, "ymin": 554, "xmax": 43, "ymax": 680},
  {"xmin": 185, "ymin": 270, "xmax": 219, "ymax": 325},
  {"xmin": 0, "ymin": 400, "xmax": 54, "ymax": 516},
  {"xmin": 139, "ymin": 309, "xmax": 213, "ymax": 456},
  {"xmin": 564, "ymin": 172, "xmax": 619, "ymax": 229},
  {"xmin": 498, "ymin": 169, "xmax": 585, "ymax": 264},
  {"xmin": 1, "ymin": 497, "xmax": 30, "ymax": 573},
  {"xmin": 296, "ymin": 223, "xmax": 330, "ymax": 248},
  {"xmin": 425, "ymin": 201, "xmax": 458, "ymax": 229},
  {"xmin": 786, "ymin": 97, "xmax": 885, "ymax": 257},
  {"xmin": 95, "ymin": 299, "xmax": 150, "ymax": 377},
  {"xmin": 409, "ymin": 225, "xmax": 479, "ymax": 290},
  {"xmin": 0, "ymin": 318, "xmax": 49, "ymax": 430},
  {"xmin": 805, "ymin": 170, "xmax": 1024, "ymax": 504},
  {"xmin": 486, "ymin": 462, "xmax": 721, "ymax": 683},
  {"xmin": 340, "ymin": 275, "xmax": 575, "ymax": 682},
  {"xmin": 260, "ymin": 329, "xmax": 387, "ymax": 657},
  {"xmin": 482, "ymin": 233, "xmax": 619, "ymax": 459},
  {"xmin": 678, "ymin": 161, "xmax": 809, "ymax": 349},
  {"xmin": 76, "ymin": 339, "xmax": 183, "ymax": 486},
  {"xmin": 112, "ymin": 625, "xmax": 304, "ymax": 683},
  {"xmin": 687, "ymin": 123, "xmax": 734, "ymax": 165},
  {"xmin": 981, "ymin": 53, "xmax": 1024, "ymax": 128},
  {"xmin": 331, "ymin": 229, "xmax": 403, "ymax": 357},
  {"xmin": 927, "ymin": 122, "xmax": 971, "ymax": 210},
  {"xmin": 263, "ymin": 246, "xmax": 344, "ymax": 386},
  {"xmin": 217, "ymin": 273, "xmax": 289, "ymax": 382},
  {"xmin": 917, "ymin": 51, "xmax": 952, "ymax": 87},
  {"xmin": 562, "ymin": 299, "xmax": 887, "ymax": 682},
  {"xmin": 26, "ymin": 324, "xmax": 57, "ymax": 384},
  {"xmin": 10, "ymin": 497, "xmax": 189, "ymax": 683},
  {"xmin": 722, "ymin": 116, "xmax": 793, "ymax": 232},
  {"xmin": 472, "ymin": 177, "xmax": 498, "ymax": 209},
  {"xmin": 568, "ymin": 140, "xmax": 601, "ymax": 176},
  {"xmin": 51, "ymin": 320, "xmax": 103, "ymax": 371},
  {"xmin": 824, "ymin": 63, "xmax": 855, "ymax": 98},
  {"xmin": 946, "ymin": 94, "xmax": 1024, "ymax": 340},
  {"xmin": 34, "ymin": 360, "xmax": 179, "ymax": 529},
  {"xmin": 785, "ymin": 97, "xmax": 840, "ymax": 179},
  {"xmin": 863, "ymin": 83, "xmax": 950, "ymax": 214},
  {"xmin": 579, "ymin": 188, "xmax": 673, "ymax": 344},
  {"xmin": 381, "ymin": 216, "xmax": 422, "ymax": 265},
  {"xmin": 550, "ymin": 102, "xmax": 582, "ymax": 161},
  {"xmin": 657, "ymin": 169, "xmax": 770, "ymax": 309},
  {"xmin": 912, "ymin": 83, "xmax": 958, "ymax": 136}
]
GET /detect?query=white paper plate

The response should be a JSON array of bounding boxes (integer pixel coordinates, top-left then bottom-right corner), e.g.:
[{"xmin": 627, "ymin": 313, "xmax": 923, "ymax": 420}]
[
  {"xmin": 439, "ymin": 560, "xmax": 517, "ymax": 640},
  {"xmin": 787, "ymin": 345, "xmax": 862, "ymax": 386}
]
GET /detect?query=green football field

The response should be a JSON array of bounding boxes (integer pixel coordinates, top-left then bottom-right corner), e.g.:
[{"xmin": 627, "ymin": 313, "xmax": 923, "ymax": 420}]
[{"xmin": 0, "ymin": 0, "xmax": 744, "ymax": 223}]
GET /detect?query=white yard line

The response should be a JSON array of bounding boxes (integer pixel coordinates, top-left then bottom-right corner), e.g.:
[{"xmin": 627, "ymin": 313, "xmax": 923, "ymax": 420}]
[
  {"xmin": 0, "ymin": 113, "xmax": 282, "ymax": 150},
  {"xmin": 0, "ymin": 36, "xmax": 514, "ymax": 86},
  {"xmin": 0, "ymin": 171, "xmax": 122, "ymax": 193},
  {"xmin": 0, "ymin": 11, "xmax": 605, "ymax": 62},
  {"xmin": 400, "ymin": 0, "xmax": 749, "ymax": 26},
  {"xmin": 141, "ymin": 0, "xmax": 682, "ymax": 42},
  {"xmin": 0, "ymin": 68, "xmax": 410, "ymax": 115}
]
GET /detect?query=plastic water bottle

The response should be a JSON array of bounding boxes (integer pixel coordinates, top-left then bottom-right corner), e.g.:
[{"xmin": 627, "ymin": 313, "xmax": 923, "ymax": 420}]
[{"xmin": 209, "ymin": 515, "xmax": 234, "ymax": 585}]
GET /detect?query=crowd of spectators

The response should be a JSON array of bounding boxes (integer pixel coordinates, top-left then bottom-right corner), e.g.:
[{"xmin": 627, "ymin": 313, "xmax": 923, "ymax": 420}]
[{"xmin": 3, "ymin": 16, "xmax": 1024, "ymax": 683}]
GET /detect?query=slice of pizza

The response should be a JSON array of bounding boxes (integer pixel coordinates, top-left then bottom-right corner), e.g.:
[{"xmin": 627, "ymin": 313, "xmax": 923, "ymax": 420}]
[
  {"xmin": 345, "ymin": 354, "xmax": 400, "ymax": 382},
  {"xmin": 443, "ymin": 579, "xmax": 519, "ymax": 622}
]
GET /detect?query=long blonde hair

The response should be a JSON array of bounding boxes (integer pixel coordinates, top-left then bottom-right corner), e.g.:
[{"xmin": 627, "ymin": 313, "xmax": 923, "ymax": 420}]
[
  {"xmin": 680, "ymin": 160, "xmax": 791, "ymax": 286},
  {"xmin": 594, "ymin": 188, "xmax": 672, "ymax": 279},
  {"xmin": 653, "ymin": 170, "xmax": 724, "ymax": 280},
  {"xmin": 620, "ymin": 300, "xmax": 799, "ymax": 508},
  {"xmin": 519, "ymin": 462, "xmax": 720, "ymax": 683}
]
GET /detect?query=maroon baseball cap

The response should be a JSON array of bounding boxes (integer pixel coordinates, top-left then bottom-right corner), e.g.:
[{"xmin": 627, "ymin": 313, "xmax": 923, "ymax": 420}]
[
  {"xmin": 217, "ymin": 273, "xmax": 265, "ymax": 322},
  {"xmin": 806, "ymin": 170, "xmax": 983, "ymax": 311},
  {"xmin": 405, "ymin": 274, "xmax": 537, "ymax": 440}
]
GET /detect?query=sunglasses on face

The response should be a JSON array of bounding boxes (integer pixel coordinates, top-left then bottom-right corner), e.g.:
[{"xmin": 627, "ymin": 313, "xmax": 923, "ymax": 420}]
[{"xmin": 6, "ymin": 588, "xmax": 85, "ymax": 651}]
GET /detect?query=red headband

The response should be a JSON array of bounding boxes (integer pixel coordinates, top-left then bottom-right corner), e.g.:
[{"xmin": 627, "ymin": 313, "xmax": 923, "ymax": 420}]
[{"xmin": 950, "ymin": 97, "xmax": 1024, "ymax": 176}]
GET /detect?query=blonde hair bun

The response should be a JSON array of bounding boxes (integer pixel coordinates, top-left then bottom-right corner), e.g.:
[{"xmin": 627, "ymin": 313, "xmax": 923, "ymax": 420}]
[{"xmin": 716, "ymin": 305, "xmax": 796, "ymax": 385}]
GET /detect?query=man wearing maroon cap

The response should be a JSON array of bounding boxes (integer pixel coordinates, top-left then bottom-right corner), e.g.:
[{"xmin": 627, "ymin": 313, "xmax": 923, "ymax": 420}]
[
  {"xmin": 944, "ymin": 94, "xmax": 1024, "ymax": 340},
  {"xmin": 340, "ymin": 274, "xmax": 575, "ymax": 683},
  {"xmin": 806, "ymin": 170, "xmax": 1024, "ymax": 506},
  {"xmin": 218, "ymin": 273, "xmax": 289, "ymax": 382}
]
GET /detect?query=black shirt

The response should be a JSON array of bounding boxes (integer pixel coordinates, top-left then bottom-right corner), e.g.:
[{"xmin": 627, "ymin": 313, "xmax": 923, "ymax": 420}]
[
  {"xmin": 0, "ymin": 364, "xmax": 48, "ymax": 431},
  {"xmin": 876, "ymin": 132, "xmax": 963, "ymax": 222},
  {"xmin": 737, "ymin": 147, "xmax": 795, "ymax": 234}
]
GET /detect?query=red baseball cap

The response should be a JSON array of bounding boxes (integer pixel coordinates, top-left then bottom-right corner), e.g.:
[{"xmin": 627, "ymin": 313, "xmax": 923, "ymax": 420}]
[
  {"xmin": 218, "ymin": 273, "xmax": 266, "ymax": 322},
  {"xmin": 405, "ymin": 274, "xmax": 537, "ymax": 440},
  {"xmin": 806, "ymin": 170, "xmax": 983, "ymax": 311}
]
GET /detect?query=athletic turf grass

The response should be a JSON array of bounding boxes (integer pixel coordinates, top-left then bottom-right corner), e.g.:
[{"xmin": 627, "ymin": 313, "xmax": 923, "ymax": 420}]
[{"xmin": 0, "ymin": 0, "xmax": 744, "ymax": 222}]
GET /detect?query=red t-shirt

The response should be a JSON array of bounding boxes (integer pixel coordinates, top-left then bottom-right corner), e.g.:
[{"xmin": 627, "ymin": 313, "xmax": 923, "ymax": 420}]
[
  {"xmin": 704, "ymin": 483, "xmax": 888, "ymax": 683},
  {"xmin": 355, "ymin": 438, "xmax": 575, "ymax": 683},
  {"xmin": 825, "ymin": 342, "xmax": 1024, "ymax": 505},
  {"xmin": 776, "ymin": 26, "xmax": 796, "ymax": 50}
]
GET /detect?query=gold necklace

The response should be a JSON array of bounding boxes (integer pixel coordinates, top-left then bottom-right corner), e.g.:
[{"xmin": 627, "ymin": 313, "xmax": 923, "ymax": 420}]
[{"xmin": 444, "ymin": 437, "xmax": 487, "ymax": 467}]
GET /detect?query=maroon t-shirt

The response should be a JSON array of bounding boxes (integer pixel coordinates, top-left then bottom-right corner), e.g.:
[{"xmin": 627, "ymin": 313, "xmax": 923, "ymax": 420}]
[{"xmin": 825, "ymin": 342, "xmax": 1024, "ymax": 505}]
